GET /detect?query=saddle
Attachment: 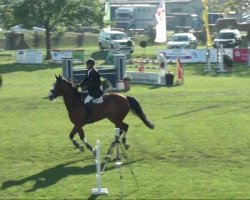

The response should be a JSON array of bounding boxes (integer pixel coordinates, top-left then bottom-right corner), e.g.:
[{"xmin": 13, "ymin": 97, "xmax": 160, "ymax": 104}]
[{"xmin": 80, "ymin": 92, "xmax": 103, "ymax": 104}]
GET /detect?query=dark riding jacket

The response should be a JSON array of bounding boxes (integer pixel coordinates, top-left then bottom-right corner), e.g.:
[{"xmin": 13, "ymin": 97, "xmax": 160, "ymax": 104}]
[{"xmin": 79, "ymin": 68, "xmax": 103, "ymax": 98}]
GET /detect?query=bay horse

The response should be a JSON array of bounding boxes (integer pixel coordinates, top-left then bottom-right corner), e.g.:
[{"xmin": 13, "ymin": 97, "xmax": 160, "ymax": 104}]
[{"xmin": 48, "ymin": 75, "xmax": 154, "ymax": 155}]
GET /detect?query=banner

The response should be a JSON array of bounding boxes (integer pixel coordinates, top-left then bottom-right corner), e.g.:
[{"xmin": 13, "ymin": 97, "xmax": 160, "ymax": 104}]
[
  {"xmin": 158, "ymin": 49, "xmax": 218, "ymax": 63},
  {"xmin": 159, "ymin": 48, "xmax": 249, "ymax": 63},
  {"xmin": 51, "ymin": 49, "xmax": 84, "ymax": 62},
  {"xmin": 16, "ymin": 50, "xmax": 43, "ymax": 64},
  {"xmin": 202, "ymin": 0, "xmax": 212, "ymax": 47},
  {"xmin": 233, "ymin": 49, "xmax": 249, "ymax": 63},
  {"xmin": 155, "ymin": 0, "xmax": 167, "ymax": 43},
  {"xmin": 126, "ymin": 71, "xmax": 161, "ymax": 85}
]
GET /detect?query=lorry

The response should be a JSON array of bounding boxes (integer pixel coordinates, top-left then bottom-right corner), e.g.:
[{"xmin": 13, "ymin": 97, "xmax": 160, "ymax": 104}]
[{"xmin": 114, "ymin": 4, "xmax": 158, "ymax": 29}]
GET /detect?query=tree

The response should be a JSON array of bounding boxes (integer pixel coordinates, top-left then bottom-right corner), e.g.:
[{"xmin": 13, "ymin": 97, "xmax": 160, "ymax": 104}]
[
  {"xmin": 0, "ymin": 4, "xmax": 16, "ymax": 29},
  {"xmin": 209, "ymin": 0, "xmax": 220, "ymax": 13},
  {"xmin": 11, "ymin": 0, "xmax": 104, "ymax": 59},
  {"xmin": 215, "ymin": 0, "xmax": 250, "ymax": 15},
  {"xmin": 139, "ymin": 40, "xmax": 147, "ymax": 57}
]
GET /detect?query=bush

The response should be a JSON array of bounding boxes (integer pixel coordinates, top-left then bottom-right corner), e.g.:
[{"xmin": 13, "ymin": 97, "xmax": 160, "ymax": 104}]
[
  {"xmin": 52, "ymin": 32, "xmax": 64, "ymax": 47},
  {"xmin": 101, "ymin": 79, "xmax": 111, "ymax": 93},
  {"xmin": 139, "ymin": 40, "xmax": 147, "ymax": 48},
  {"xmin": 75, "ymin": 33, "xmax": 84, "ymax": 47},
  {"xmin": 5, "ymin": 32, "xmax": 29, "ymax": 50},
  {"xmin": 32, "ymin": 31, "xmax": 41, "ymax": 48}
]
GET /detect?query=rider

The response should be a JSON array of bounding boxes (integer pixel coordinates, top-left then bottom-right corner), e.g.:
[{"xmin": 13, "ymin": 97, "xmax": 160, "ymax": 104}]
[{"xmin": 79, "ymin": 58, "xmax": 103, "ymax": 123}]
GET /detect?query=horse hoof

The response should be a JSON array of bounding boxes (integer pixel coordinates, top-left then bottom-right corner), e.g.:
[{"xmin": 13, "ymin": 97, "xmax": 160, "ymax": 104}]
[
  {"xmin": 105, "ymin": 155, "xmax": 111, "ymax": 160},
  {"xmin": 79, "ymin": 146, "xmax": 84, "ymax": 152},
  {"xmin": 122, "ymin": 138, "xmax": 129, "ymax": 150},
  {"xmin": 124, "ymin": 144, "xmax": 129, "ymax": 150}
]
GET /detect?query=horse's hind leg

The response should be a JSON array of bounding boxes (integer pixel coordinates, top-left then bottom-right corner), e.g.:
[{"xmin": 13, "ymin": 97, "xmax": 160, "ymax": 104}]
[
  {"xmin": 77, "ymin": 127, "xmax": 95, "ymax": 156},
  {"xmin": 117, "ymin": 122, "xmax": 129, "ymax": 150},
  {"xmin": 109, "ymin": 116, "xmax": 129, "ymax": 149},
  {"xmin": 69, "ymin": 126, "xmax": 84, "ymax": 152}
]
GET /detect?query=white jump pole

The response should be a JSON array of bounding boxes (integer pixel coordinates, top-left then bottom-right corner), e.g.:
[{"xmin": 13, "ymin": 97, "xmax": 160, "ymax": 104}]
[
  {"xmin": 205, "ymin": 47, "xmax": 211, "ymax": 72},
  {"xmin": 157, "ymin": 52, "xmax": 167, "ymax": 85},
  {"xmin": 91, "ymin": 140, "xmax": 108, "ymax": 195},
  {"xmin": 217, "ymin": 43, "xmax": 225, "ymax": 72}
]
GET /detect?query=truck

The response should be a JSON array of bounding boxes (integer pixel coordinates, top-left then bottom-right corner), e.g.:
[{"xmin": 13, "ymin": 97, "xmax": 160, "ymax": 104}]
[{"xmin": 113, "ymin": 4, "xmax": 158, "ymax": 29}]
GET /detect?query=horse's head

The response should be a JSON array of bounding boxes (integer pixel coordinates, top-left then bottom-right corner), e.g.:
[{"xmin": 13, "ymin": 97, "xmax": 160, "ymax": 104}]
[
  {"xmin": 48, "ymin": 75, "xmax": 78, "ymax": 101},
  {"xmin": 48, "ymin": 75, "xmax": 65, "ymax": 101}
]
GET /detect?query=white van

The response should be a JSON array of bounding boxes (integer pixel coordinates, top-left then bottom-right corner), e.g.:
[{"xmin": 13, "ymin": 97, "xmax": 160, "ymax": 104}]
[
  {"xmin": 98, "ymin": 30, "xmax": 134, "ymax": 53},
  {"xmin": 213, "ymin": 29, "xmax": 242, "ymax": 48},
  {"xmin": 167, "ymin": 33, "xmax": 197, "ymax": 49}
]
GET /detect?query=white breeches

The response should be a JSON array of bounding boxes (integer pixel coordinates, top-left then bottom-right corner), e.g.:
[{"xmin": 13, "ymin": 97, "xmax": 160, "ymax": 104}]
[
  {"xmin": 84, "ymin": 94, "xmax": 103, "ymax": 104},
  {"xmin": 84, "ymin": 95, "xmax": 94, "ymax": 104}
]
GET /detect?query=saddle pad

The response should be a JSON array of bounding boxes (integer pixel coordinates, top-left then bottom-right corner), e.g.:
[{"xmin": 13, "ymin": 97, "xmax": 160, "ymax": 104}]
[{"xmin": 92, "ymin": 97, "xmax": 103, "ymax": 104}]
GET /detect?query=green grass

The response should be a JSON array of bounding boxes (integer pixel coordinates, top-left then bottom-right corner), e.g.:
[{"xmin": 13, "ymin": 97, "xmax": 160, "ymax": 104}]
[{"xmin": 0, "ymin": 51, "xmax": 250, "ymax": 199}]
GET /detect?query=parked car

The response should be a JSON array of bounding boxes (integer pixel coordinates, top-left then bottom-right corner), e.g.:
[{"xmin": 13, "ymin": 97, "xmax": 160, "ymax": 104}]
[
  {"xmin": 213, "ymin": 29, "xmax": 242, "ymax": 48},
  {"xmin": 98, "ymin": 30, "xmax": 134, "ymax": 53},
  {"xmin": 10, "ymin": 24, "xmax": 23, "ymax": 33},
  {"xmin": 32, "ymin": 26, "xmax": 46, "ymax": 32},
  {"xmin": 167, "ymin": 33, "xmax": 197, "ymax": 49}
]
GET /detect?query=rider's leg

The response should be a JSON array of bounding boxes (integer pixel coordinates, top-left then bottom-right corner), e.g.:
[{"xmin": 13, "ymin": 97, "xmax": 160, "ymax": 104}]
[
  {"xmin": 81, "ymin": 90, "xmax": 88, "ymax": 102},
  {"xmin": 84, "ymin": 94, "xmax": 94, "ymax": 104},
  {"xmin": 84, "ymin": 95, "xmax": 94, "ymax": 123}
]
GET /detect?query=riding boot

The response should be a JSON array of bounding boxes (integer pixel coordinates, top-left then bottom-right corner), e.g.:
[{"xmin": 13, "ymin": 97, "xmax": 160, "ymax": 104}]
[{"xmin": 85, "ymin": 103, "xmax": 93, "ymax": 124}]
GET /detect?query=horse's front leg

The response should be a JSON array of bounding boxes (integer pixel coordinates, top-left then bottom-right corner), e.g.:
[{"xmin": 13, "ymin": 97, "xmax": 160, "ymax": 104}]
[
  {"xmin": 77, "ymin": 127, "xmax": 96, "ymax": 156},
  {"xmin": 69, "ymin": 126, "xmax": 84, "ymax": 152}
]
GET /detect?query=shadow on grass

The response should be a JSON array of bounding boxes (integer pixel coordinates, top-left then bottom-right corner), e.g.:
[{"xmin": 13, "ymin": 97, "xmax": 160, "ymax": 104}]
[
  {"xmin": 185, "ymin": 63, "xmax": 250, "ymax": 78},
  {"xmin": 1, "ymin": 159, "xmax": 95, "ymax": 192},
  {"xmin": 164, "ymin": 105, "xmax": 222, "ymax": 119},
  {"xmin": 1, "ymin": 158, "xmax": 142, "ymax": 193},
  {"xmin": 0, "ymin": 62, "xmax": 60, "ymax": 74}
]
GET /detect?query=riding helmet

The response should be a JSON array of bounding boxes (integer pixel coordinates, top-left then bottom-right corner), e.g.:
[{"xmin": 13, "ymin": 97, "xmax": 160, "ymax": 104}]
[{"xmin": 86, "ymin": 58, "xmax": 95, "ymax": 66}]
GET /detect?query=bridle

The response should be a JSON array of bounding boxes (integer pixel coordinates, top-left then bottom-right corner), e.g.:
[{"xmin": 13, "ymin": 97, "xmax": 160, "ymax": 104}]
[{"xmin": 48, "ymin": 82, "xmax": 59, "ymax": 101}]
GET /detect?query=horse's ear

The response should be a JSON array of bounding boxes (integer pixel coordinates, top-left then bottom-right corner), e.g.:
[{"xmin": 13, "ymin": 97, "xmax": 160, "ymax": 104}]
[
  {"xmin": 58, "ymin": 74, "xmax": 61, "ymax": 78},
  {"xmin": 55, "ymin": 74, "xmax": 63, "ymax": 81}
]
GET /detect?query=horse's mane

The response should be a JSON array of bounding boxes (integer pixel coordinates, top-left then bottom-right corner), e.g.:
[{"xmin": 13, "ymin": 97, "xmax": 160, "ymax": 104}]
[{"xmin": 62, "ymin": 77, "xmax": 81, "ymax": 96}]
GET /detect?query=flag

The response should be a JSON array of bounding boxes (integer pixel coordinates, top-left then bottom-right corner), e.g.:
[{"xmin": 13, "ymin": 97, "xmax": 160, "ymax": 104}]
[
  {"xmin": 202, "ymin": 0, "xmax": 212, "ymax": 47},
  {"xmin": 103, "ymin": 0, "xmax": 111, "ymax": 31},
  {"xmin": 176, "ymin": 57, "xmax": 184, "ymax": 84},
  {"xmin": 154, "ymin": 0, "xmax": 167, "ymax": 43}
]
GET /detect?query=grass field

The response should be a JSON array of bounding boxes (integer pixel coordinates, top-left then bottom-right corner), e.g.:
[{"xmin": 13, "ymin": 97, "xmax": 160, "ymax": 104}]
[{"xmin": 0, "ymin": 50, "xmax": 250, "ymax": 199}]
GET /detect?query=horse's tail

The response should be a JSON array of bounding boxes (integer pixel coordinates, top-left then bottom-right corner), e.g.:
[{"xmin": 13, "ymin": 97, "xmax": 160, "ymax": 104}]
[{"xmin": 126, "ymin": 96, "xmax": 155, "ymax": 129}]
